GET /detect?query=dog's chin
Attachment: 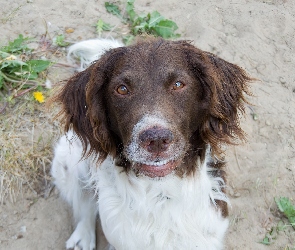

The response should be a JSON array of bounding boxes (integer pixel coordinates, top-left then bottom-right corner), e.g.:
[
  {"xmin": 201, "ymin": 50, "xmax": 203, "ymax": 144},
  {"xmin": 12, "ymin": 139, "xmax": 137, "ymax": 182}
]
[{"xmin": 134, "ymin": 159, "xmax": 181, "ymax": 178}]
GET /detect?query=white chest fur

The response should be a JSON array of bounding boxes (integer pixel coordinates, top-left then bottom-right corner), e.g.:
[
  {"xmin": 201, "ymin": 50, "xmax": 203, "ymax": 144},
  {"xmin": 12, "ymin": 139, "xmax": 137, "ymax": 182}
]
[{"xmin": 91, "ymin": 157, "xmax": 229, "ymax": 250}]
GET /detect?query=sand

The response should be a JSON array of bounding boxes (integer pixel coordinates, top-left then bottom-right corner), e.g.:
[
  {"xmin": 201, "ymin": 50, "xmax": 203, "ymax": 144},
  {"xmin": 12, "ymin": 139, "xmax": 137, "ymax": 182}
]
[{"xmin": 0, "ymin": 0, "xmax": 294, "ymax": 249}]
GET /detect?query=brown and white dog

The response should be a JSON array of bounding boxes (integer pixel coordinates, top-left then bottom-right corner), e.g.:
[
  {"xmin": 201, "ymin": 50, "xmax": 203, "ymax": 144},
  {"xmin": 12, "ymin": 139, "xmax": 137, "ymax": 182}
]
[{"xmin": 51, "ymin": 38, "xmax": 251, "ymax": 250}]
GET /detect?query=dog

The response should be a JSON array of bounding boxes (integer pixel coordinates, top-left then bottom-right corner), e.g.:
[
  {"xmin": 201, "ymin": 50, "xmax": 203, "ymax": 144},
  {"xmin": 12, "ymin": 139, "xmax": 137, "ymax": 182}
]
[{"xmin": 51, "ymin": 37, "xmax": 252, "ymax": 250}]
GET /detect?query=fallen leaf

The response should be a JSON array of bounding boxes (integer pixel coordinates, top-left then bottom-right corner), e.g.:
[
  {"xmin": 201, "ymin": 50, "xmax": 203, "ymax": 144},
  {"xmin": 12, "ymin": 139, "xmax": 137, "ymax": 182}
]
[{"xmin": 65, "ymin": 28, "xmax": 74, "ymax": 33}]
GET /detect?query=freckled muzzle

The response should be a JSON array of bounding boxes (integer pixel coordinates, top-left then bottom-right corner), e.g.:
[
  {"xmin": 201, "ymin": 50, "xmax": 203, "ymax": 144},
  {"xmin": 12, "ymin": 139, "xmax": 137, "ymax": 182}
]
[{"xmin": 125, "ymin": 115, "xmax": 186, "ymax": 178}]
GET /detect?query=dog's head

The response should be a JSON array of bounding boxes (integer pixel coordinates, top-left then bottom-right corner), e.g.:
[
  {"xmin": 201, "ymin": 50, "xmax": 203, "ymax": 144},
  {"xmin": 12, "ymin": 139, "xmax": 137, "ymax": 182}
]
[{"xmin": 55, "ymin": 38, "xmax": 252, "ymax": 177}]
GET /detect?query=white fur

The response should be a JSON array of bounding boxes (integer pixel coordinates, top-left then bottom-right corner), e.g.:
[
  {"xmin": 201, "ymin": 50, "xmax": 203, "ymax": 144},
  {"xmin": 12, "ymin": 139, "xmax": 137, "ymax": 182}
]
[
  {"xmin": 52, "ymin": 132, "xmax": 228, "ymax": 250},
  {"xmin": 67, "ymin": 39, "xmax": 123, "ymax": 71}
]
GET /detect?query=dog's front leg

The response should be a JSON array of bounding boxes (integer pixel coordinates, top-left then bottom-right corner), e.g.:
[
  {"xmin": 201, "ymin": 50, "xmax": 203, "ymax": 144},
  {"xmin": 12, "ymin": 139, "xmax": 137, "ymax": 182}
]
[
  {"xmin": 66, "ymin": 192, "xmax": 97, "ymax": 250},
  {"xmin": 51, "ymin": 135, "xmax": 97, "ymax": 250}
]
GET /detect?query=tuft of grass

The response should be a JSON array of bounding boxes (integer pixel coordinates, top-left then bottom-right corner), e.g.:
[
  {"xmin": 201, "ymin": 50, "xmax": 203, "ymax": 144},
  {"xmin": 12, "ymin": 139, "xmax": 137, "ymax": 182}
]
[
  {"xmin": 101, "ymin": 0, "xmax": 180, "ymax": 44},
  {"xmin": 0, "ymin": 99, "xmax": 61, "ymax": 204}
]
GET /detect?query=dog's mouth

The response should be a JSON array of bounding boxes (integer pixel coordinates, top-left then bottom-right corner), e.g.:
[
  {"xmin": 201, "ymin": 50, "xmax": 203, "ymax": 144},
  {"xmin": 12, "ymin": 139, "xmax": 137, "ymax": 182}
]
[{"xmin": 133, "ymin": 159, "xmax": 181, "ymax": 178}]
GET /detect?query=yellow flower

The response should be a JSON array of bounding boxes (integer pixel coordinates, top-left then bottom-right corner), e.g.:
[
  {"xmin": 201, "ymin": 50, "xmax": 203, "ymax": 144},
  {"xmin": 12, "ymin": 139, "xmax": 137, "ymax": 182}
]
[{"xmin": 33, "ymin": 91, "xmax": 45, "ymax": 103}]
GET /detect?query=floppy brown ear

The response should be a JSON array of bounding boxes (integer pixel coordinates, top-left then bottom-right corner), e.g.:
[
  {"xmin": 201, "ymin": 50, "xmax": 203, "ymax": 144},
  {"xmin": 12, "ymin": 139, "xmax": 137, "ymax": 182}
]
[
  {"xmin": 52, "ymin": 48, "xmax": 126, "ymax": 161},
  {"xmin": 204, "ymin": 52, "xmax": 253, "ymax": 153},
  {"xmin": 182, "ymin": 42, "xmax": 253, "ymax": 156}
]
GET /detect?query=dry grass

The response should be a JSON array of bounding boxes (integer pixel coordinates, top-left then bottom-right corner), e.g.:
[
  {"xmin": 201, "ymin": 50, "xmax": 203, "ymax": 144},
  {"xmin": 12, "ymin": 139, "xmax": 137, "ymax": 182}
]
[
  {"xmin": 0, "ymin": 44, "xmax": 72, "ymax": 204},
  {"xmin": 0, "ymin": 95, "xmax": 61, "ymax": 204}
]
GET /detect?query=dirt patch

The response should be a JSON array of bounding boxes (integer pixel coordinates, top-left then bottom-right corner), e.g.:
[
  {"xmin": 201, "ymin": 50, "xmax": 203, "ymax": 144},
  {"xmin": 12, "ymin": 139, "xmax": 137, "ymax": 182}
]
[{"xmin": 1, "ymin": 0, "xmax": 294, "ymax": 249}]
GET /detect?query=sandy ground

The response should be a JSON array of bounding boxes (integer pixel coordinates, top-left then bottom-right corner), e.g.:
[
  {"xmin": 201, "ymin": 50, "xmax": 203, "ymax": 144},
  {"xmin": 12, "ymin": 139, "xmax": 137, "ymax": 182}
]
[{"xmin": 1, "ymin": 0, "xmax": 295, "ymax": 249}]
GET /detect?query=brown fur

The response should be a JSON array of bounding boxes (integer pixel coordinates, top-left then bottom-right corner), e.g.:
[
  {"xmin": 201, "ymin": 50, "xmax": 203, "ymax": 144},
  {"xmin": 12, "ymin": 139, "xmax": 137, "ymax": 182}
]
[{"xmin": 52, "ymin": 38, "xmax": 252, "ymax": 209}]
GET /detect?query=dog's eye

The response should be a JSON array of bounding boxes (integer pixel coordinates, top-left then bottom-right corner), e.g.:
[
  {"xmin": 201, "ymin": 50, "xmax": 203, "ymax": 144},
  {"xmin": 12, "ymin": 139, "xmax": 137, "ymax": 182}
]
[
  {"xmin": 117, "ymin": 85, "xmax": 129, "ymax": 95},
  {"xmin": 173, "ymin": 81, "xmax": 185, "ymax": 90}
]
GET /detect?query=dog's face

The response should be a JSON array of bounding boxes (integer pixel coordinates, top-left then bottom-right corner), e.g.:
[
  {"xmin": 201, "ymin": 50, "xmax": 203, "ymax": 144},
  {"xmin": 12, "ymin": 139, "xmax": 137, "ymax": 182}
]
[
  {"xmin": 55, "ymin": 38, "xmax": 251, "ymax": 177},
  {"xmin": 104, "ymin": 43, "xmax": 207, "ymax": 177}
]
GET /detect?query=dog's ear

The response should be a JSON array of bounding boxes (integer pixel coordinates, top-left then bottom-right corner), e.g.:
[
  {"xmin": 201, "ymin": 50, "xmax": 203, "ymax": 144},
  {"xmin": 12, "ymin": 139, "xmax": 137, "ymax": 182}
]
[
  {"xmin": 182, "ymin": 42, "xmax": 253, "ymax": 156},
  {"xmin": 53, "ymin": 48, "xmax": 125, "ymax": 161}
]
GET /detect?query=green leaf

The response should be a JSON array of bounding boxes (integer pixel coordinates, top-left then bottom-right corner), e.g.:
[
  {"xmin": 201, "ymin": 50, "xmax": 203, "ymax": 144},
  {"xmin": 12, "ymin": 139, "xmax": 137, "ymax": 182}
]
[
  {"xmin": 126, "ymin": 0, "xmax": 136, "ymax": 22},
  {"xmin": 27, "ymin": 60, "xmax": 50, "ymax": 73},
  {"xmin": 0, "ymin": 58, "xmax": 49, "ymax": 82},
  {"xmin": 123, "ymin": 35, "xmax": 135, "ymax": 45},
  {"xmin": 105, "ymin": 2, "xmax": 122, "ymax": 17},
  {"xmin": 55, "ymin": 34, "xmax": 70, "ymax": 47},
  {"xmin": 133, "ymin": 14, "xmax": 146, "ymax": 25},
  {"xmin": 275, "ymin": 197, "xmax": 295, "ymax": 229},
  {"xmin": 147, "ymin": 11, "xmax": 164, "ymax": 28},
  {"xmin": 133, "ymin": 21, "xmax": 148, "ymax": 34},
  {"xmin": 152, "ymin": 19, "xmax": 179, "ymax": 39},
  {"xmin": 96, "ymin": 19, "xmax": 113, "ymax": 36},
  {"xmin": 0, "ymin": 74, "xmax": 4, "ymax": 89},
  {"xmin": 1, "ymin": 34, "xmax": 31, "ymax": 54},
  {"xmin": 27, "ymin": 71, "xmax": 38, "ymax": 79},
  {"xmin": 10, "ymin": 60, "xmax": 50, "ymax": 80},
  {"xmin": 96, "ymin": 19, "xmax": 104, "ymax": 36},
  {"xmin": 0, "ymin": 60, "xmax": 29, "ymax": 81},
  {"xmin": 0, "ymin": 60, "xmax": 27, "ymax": 71},
  {"xmin": 0, "ymin": 51, "xmax": 10, "ymax": 59},
  {"xmin": 260, "ymin": 236, "xmax": 271, "ymax": 245}
]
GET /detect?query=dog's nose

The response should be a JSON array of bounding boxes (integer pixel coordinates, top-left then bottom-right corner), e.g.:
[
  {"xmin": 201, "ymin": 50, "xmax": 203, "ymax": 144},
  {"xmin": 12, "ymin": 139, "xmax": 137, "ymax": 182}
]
[{"xmin": 139, "ymin": 128, "xmax": 174, "ymax": 154}]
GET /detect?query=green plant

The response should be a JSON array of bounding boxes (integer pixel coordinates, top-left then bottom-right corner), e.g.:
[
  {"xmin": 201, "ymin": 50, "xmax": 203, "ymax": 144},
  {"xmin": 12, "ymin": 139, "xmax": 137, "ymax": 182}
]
[
  {"xmin": 260, "ymin": 197, "xmax": 295, "ymax": 246},
  {"xmin": 1, "ymin": 34, "xmax": 31, "ymax": 54},
  {"xmin": 96, "ymin": 19, "xmax": 113, "ymax": 37},
  {"xmin": 260, "ymin": 223, "xmax": 286, "ymax": 245},
  {"xmin": 0, "ymin": 35, "xmax": 50, "ymax": 108},
  {"xmin": 103, "ymin": 0, "xmax": 180, "ymax": 44},
  {"xmin": 54, "ymin": 34, "xmax": 70, "ymax": 47},
  {"xmin": 275, "ymin": 197, "xmax": 295, "ymax": 229}
]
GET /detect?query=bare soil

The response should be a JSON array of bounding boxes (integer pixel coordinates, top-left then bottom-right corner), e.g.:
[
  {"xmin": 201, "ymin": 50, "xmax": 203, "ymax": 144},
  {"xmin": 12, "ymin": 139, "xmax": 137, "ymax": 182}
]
[{"xmin": 1, "ymin": 0, "xmax": 294, "ymax": 249}]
